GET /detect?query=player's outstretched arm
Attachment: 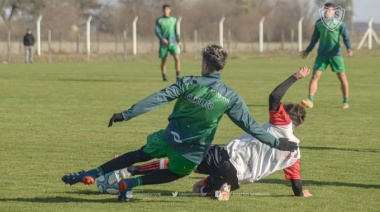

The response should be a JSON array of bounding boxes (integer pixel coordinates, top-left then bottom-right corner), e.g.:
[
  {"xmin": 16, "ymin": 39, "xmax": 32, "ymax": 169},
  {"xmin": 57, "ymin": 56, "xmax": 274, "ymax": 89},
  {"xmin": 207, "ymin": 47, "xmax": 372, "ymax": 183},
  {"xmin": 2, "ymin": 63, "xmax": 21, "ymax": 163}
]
[
  {"xmin": 300, "ymin": 21, "xmax": 320, "ymax": 59},
  {"xmin": 269, "ymin": 66, "xmax": 310, "ymax": 112},
  {"xmin": 226, "ymin": 96, "xmax": 297, "ymax": 152},
  {"xmin": 108, "ymin": 81, "xmax": 183, "ymax": 127},
  {"xmin": 284, "ymin": 160, "xmax": 312, "ymax": 197},
  {"xmin": 290, "ymin": 180, "xmax": 312, "ymax": 197},
  {"xmin": 341, "ymin": 22, "xmax": 353, "ymax": 57}
]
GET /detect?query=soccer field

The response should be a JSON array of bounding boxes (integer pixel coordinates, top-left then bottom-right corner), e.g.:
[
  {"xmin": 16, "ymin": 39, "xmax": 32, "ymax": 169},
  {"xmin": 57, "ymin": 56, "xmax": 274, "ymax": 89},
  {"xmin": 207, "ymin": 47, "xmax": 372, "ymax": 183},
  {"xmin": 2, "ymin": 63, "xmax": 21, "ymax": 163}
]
[{"xmin": 0, "ymin": 57, "xmax": 379, "ymax": 211}]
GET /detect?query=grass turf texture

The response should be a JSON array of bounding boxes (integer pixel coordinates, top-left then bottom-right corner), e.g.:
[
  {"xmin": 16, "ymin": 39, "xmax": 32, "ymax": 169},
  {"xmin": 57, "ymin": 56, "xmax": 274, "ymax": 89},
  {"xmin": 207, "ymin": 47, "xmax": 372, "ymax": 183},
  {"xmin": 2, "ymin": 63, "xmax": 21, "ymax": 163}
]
[{"xmin": 0, "ymin": 57, "xmax": 379, "ymax": 211}]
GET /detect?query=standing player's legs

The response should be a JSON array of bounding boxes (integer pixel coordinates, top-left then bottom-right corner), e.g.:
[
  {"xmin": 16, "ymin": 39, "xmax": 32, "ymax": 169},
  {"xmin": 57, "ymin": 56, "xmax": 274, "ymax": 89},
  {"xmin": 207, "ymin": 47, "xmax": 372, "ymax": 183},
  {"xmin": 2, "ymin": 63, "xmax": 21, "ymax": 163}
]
[
  {"xmin": 161, "ymin": 58, "xmax": 168, "ymax": 81},
  {"xmin": 330, "ymin": 56, "xmax": 349, "ymax": 108},
  {"xmin": 169, "ymin": 44, "xmax": 181, "ymax": 80},
  {"xmin": 25, "ymin": 46, "xmax": 29, "ymax": 63},
  {"xmin": 174, "ymin": 55, "xmax": 181, "ymax": 80},
  {"xmin": 302, "ymin": 57, "xmax": 327, "ymax": 108},
  {"xmin": 159, "ymin": 46, "xmax": 169, "ymax": 81},
  {"xmin": 29, "ymin": 46, "xmax": 33, "ymax": 63},
  {"xmin": 337, "ymin": 73, "xmax": 349, "ymax": 108}
]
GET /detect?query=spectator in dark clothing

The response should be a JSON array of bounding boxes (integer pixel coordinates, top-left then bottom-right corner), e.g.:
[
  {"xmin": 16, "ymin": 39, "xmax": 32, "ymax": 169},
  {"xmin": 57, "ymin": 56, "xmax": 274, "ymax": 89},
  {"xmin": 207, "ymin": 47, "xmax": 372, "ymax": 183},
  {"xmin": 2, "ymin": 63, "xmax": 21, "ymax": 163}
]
[{"xmin": 23, "ymin": 29, "xmax": 35, "ymax": 63}]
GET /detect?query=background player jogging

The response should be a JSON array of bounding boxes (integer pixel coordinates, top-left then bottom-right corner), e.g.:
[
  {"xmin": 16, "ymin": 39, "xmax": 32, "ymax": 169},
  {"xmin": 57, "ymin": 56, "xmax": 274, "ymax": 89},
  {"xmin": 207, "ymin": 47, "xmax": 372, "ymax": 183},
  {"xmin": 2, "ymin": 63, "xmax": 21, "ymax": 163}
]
[
  {"xmin": 300, "ymin": 2, "xmax": 352, "ymax": 109},
  {"xmin": 62, "ymin": 44, "xmax": 298, "ymax": 202}
]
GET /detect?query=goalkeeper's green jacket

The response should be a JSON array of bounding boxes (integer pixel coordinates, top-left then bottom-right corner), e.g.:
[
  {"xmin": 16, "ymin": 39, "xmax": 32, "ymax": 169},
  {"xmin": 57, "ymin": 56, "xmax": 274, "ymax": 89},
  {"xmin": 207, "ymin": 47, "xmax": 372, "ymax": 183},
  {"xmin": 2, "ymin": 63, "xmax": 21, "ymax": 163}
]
[
  {"xmin": 121, "ymin": 74, "xmax": 279, "ymax": 164},
  {"xmin": 155, "ymin": 15, "xmax": 180, "ymax": 46},
  {"xmin": 306, "ymin": 19, "xmax": 352, "ymax": 58}
]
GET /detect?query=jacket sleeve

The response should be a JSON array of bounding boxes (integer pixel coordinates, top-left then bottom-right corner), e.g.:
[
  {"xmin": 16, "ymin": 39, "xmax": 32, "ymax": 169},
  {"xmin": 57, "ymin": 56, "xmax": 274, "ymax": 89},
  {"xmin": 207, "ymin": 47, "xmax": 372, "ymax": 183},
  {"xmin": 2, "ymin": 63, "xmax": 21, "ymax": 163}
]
[
  {"xmin": 155, "ymin": 18, "xmax": 164, "ymax": 41},
  {"xmin": 284, "ymin": 159, "xmax": 303, "ymax": 196},
  {"xmin": 226, "ymin": 94, "xmax": 279, "ymax": 148},
  {"xmin": 269, "ymin": 75, "xmax": 298, "ymax": 111},
  {"xmin": 341, "ymin": 22, "xmax": 352, "ymax": 50},
  {"xmin": 121, "ymin": 81, "xmax": 183, "ymax": 121},
  {"xmin": 175, "ymin": 20, "xmax": 180, "ymax": 42},
  {"xmin": 305, "ymin": 21, "xmax": 320, "ymax": 53}
]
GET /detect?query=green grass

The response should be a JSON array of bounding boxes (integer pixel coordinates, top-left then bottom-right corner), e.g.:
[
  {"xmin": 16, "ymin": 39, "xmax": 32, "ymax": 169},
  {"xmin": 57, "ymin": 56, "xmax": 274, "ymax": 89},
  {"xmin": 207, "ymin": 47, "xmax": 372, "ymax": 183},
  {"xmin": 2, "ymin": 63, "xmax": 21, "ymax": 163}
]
[{"xmin": 0, "ymin": 57, "xmax": 379, "ymax": 211}]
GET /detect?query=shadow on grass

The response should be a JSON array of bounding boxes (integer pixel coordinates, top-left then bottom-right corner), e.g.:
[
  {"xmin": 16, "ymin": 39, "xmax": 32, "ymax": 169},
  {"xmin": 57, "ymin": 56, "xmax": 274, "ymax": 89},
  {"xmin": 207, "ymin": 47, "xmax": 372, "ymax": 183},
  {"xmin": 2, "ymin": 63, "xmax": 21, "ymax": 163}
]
[
  {"xmin": 0, "ymin": 196, "xmax": 119, "ymax": 203},
  {"xmin": 259, "ymin": 179, "xmax": 380, "ymax": 189},
  {"xmin": 246, "ymin": 104, "xmax": 267, "ymax": 108},
  {"xmin": 63, "ymin": 189, "xmax": 198, "ymax": 199},
  {"xmin": 302, "ymin": 146, "xmax": 380, "ymax": 153},
  {"xmin": 0, "ymin": 194, "xmax": 187, "ymax": 204},
  {"xmin": 57, "ymin": 78, "xmax": 125, "ymax": 83},
  {"xmin": 0, "ymin": 187, "xmax": 293, "ymax": 203}
]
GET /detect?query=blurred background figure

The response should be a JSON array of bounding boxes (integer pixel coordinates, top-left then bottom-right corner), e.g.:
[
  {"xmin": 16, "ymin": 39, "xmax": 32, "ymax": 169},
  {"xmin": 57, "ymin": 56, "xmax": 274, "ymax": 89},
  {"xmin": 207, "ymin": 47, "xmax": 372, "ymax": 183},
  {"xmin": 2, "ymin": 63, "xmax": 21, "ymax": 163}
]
[
  {"xmin": 23, "ymin": 28, "xmax": 35, "ymax": 63},
  {"xmin": 155, "ymin": 4, "xmax": 182, "ymax": 82}
]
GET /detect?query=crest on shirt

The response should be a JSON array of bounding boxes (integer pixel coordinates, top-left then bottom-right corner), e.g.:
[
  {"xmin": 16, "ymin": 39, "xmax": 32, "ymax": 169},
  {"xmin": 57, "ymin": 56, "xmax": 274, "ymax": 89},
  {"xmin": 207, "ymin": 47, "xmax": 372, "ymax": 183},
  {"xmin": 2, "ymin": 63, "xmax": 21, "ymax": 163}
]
[{"xmin": 319, "ymin": 6, "xmax": 345, "ymax": 31}]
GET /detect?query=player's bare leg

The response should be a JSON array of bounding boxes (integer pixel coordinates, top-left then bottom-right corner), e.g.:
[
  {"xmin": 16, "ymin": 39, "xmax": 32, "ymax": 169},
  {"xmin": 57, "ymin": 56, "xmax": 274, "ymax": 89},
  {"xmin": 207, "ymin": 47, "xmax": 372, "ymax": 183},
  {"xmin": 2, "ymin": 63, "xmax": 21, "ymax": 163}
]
[
  {"xmin": 192, "ymin": 179, "xmax": 204, "ymax": 193},
  {"xmin": 174, "ymin": 55, "xmax": 181, "ymax": 80},
  {"xmin": 337, "ymin": 72, "xmax": 349, "ymax": 108},
  {"xmin": 302, "ymin": 70, "xmax": 322, "ymax": 108},
  {"xmin": 161, "ymin": 58, "xmax": 168, "ymax": 81}
]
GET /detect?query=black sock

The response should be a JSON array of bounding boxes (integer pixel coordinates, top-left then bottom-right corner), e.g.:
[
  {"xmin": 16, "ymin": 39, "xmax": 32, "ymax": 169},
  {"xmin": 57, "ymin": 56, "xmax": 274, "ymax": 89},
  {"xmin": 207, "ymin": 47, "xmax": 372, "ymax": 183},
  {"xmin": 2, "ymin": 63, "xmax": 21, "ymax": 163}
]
[
  {"xmin": 176, "ymin": 71, "xmax": 181, "ymax": 79},
  {"xmin": 127, "ymin": 166, "xmax": 140, "ymax": 176},
  {"xmin": 99, "ymin": 147, "xmax": 152, "ymax": 174},
  {"xmin": 162, "ymin": 73, "xmax": 167, "ymax": 81},
  {"xmin": 140, "ymin": 169, "xmax": 186, "ymax": 185}
]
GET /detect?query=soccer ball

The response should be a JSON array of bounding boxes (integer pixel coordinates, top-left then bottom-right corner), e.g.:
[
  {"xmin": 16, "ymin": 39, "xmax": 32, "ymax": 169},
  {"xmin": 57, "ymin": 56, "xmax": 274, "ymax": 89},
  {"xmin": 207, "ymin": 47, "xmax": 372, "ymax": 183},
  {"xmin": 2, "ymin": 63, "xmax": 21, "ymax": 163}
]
[{"xmin": 96, "ymin": 170, "xmax": 121, "ymax": 195}]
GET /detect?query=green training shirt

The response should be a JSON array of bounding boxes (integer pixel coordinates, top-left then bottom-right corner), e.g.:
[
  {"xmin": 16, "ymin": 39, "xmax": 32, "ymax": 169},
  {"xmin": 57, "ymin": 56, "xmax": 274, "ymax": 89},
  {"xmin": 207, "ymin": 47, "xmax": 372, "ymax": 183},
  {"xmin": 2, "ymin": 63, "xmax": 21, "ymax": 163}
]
[
  {"xmin": 306, "ymin": 19, "xmax": 352, "ymax": 58},
  {"xmin": 121, "ymin": 74, "xmax": 279, "ymax": 164},
  {"xmin": 155, "ymin": 16, "xmax": 180, "ymax": 46}
]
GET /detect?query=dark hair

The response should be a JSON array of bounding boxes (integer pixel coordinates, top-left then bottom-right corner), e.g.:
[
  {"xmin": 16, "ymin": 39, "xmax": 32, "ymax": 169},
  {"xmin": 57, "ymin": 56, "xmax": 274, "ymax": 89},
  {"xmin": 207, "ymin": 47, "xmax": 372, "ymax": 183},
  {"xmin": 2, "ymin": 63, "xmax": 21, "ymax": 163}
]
[
  {"xmin": 283, "ymin": 103, "xmax": 306, "ymax": 127},
  {"xmin": 324, "ymin": 3, "xmax": 335, "ymax": 8},
  {"xmin": 162, "ymin": 4, "xmax": 170, "ymax": 10},
  {"xmin": 201, "ymin": 44, "xmax": 228, "ymax": 71}
]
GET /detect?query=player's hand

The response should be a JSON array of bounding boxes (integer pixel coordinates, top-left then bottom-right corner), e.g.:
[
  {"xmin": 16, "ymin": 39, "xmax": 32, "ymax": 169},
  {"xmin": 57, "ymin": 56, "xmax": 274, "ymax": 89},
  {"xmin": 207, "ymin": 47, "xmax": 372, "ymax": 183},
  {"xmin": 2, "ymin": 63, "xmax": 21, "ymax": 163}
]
[
  {"xmin": 277, "ymin": 138, "xmax": 298, "ymax": 152},
  {"xmin": 294, "ymin": 66, "xmax": 311, "ymax": 80},
  {"xmin": 178, "ymin": 42, "xmax": 182, "ymax": 49},
  {"xmin": 347, "ymin": 50, "xmax": 353, "ymax": 57},
  {"xmin": 162, "ymin": 39, "xmax": 169, "ymax": 45},
  {"xmin": 302, "ymin": 190, "xmax": 313, "ymax": 197},
  {"xmin": 300, "ymin": 50, "xmax": 309, "ymax": 59},
  {"xmin": 108, "ymin": 113, "xmax": 124, "ymax": 127}
]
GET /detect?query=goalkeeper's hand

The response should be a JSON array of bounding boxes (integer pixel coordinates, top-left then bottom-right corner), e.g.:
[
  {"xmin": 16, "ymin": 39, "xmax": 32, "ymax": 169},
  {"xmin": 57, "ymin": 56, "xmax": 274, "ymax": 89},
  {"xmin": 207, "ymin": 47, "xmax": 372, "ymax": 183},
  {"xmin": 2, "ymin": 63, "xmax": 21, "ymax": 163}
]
[
  {"xmin": 108, "ymin": 113, "xmax": 124, "ymax": 127},
  {"xmin": 300, "ymin": 50, "xmax": 309, "ymax": 59},
  {"xmin": 277, "ymin": 138, "xmax": 298, "ymax": 152}
]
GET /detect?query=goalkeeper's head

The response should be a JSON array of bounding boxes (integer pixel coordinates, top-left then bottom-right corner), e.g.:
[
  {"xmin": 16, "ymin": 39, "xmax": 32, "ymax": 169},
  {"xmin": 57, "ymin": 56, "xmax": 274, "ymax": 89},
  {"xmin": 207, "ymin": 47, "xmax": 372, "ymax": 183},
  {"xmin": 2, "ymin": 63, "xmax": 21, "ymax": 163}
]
[{"xmin": 201, "ymin": 44, "xmax": 228, "ymax": 76}]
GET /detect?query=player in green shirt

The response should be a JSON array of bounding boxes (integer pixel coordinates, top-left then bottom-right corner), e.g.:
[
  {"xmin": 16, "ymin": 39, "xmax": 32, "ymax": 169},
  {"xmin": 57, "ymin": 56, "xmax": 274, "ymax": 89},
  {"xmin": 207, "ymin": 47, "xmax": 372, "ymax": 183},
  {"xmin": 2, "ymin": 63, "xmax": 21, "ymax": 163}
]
[
  {"xmin": 156, "ymin": 4, "xmax": 182, "ymax": 82},
  {"xmin": 300, "ymin": 2, "xmax": 352, "ymax": 109},
  {"xmin": 62, "ymin": 44, "xmax": 298, "ymax": 202}
]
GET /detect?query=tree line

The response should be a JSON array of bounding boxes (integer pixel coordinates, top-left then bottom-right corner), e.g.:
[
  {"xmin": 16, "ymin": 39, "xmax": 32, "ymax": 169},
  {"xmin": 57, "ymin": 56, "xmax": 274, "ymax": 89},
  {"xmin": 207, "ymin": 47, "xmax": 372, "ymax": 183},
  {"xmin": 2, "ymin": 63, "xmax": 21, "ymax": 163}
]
[{"xmin": 0, "ymin": 0, "xmax": 354, "ymax": 42}]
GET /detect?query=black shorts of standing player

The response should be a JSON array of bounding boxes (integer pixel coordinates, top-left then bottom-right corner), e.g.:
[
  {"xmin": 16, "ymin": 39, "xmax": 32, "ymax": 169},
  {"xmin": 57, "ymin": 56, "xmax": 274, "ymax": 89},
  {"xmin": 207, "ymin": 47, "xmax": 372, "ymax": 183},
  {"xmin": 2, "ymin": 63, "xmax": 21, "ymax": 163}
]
[{"xmin": 196, "ymin": 145, "xmax": 240, "ymax": 193}]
